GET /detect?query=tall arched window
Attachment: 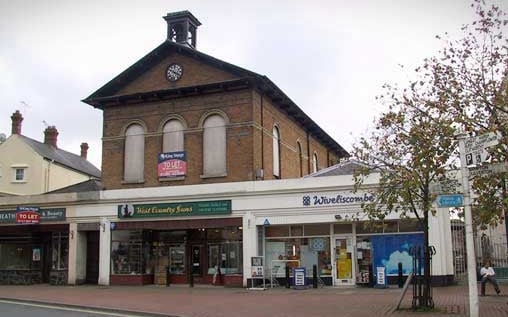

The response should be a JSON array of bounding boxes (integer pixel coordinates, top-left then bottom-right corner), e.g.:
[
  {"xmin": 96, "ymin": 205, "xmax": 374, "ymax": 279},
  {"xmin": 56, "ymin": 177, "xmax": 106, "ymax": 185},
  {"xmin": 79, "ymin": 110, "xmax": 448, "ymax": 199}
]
[
  {"xmin": 297, "ymin": 141, "xmax": 303, "ymax": 177},
  {"xmin": 313, "ymin": 153, "xmax": 318, "ymax": 173},
  {"xmin": 272, "ymin": 126, "xmax": 280, "ymax": 178},
  {"xmin": 162, "ymin": 119, "xmax": 184, "ymax": 153},
  {"xmin": 124, "ymin": 124, "xmax": 145, "ymax": 182},
  {"xmin": 203, "ymin": 114, "xmax": 226, "ymax": 176}
]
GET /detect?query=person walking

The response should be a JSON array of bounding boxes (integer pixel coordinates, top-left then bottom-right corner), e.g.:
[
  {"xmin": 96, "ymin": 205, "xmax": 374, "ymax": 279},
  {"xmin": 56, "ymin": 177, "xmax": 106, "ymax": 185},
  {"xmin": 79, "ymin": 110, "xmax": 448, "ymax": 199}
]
[{"xmin": 480, "ymin": 262, "xmax": 501, "ymax": 296}]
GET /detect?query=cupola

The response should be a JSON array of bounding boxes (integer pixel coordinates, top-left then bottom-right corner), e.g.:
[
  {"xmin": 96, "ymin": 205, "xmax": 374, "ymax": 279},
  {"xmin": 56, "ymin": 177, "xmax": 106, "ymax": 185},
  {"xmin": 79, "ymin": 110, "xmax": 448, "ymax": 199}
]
[{"xmin": 163, "ymin": 11, "xmax": 201, "ymax": 49}]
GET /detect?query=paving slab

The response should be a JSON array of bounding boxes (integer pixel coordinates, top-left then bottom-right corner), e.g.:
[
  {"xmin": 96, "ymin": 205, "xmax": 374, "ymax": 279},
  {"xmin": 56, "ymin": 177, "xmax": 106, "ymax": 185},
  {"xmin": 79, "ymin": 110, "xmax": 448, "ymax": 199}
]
[{"xmin": 0, "ymin": 283, "xmax": 506, "ymax": 317}]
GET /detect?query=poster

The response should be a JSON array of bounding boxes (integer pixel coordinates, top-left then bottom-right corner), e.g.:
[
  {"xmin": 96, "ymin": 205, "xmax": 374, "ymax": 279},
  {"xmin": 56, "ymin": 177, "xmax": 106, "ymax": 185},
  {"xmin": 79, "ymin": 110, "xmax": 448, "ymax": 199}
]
[
  {"xmin": 371, "ymin": 233, "xmax": 424, "ymax": 276},
  {"xmin": 158, "ymin": 151, "xmax": 187, "ymax": 177},
  {"xmin": 32, "ymin": 248, "xmax": 41, "ymax": 261}
]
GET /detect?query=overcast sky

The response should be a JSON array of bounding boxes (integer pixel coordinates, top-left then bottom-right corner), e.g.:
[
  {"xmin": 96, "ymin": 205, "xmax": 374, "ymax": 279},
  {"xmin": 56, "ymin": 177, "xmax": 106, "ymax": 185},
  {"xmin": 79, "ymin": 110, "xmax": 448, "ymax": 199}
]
[{"xmin": 1, "ymin": 0, "xmax": 505, "ymax": 169}]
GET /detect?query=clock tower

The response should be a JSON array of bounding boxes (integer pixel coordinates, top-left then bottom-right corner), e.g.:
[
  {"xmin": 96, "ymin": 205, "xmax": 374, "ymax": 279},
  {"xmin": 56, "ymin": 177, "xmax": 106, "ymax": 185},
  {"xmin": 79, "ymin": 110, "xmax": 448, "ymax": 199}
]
[{"xmin": 163, "ymin": 11, "xmax": 201, "ymax": 49}]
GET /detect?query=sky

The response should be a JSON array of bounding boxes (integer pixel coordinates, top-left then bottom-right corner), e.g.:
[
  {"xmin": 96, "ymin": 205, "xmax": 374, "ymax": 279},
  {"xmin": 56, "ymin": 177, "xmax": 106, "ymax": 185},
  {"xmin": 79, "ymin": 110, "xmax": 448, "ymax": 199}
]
[{"xmin": 1, "ymin": 0, "xmax": 505, "ymax": 169}]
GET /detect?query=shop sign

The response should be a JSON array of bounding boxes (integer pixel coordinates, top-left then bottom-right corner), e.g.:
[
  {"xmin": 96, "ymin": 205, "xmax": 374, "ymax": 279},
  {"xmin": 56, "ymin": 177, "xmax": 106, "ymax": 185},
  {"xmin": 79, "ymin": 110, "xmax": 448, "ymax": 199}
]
[
  {"xmin": 293, "ymin": 267, "xmax": 306, "ymax": 289},
  {"xmin": 0, "ymin": 208, "xmax": 66, "ymax": 224},
  {"xmin": 158, "ymin": 151, "xmax": 187, "ymax": 178},
  {"xmin": 117, "ymin": 200, "xmax": 232, "ymax": 219},
  {"xmin": 302, "ymin": 192, "xmax": 375, "ymax": 207},
  {"xmin": 16, "ymin": 206, "xmax": 40, "ymax": 224}
]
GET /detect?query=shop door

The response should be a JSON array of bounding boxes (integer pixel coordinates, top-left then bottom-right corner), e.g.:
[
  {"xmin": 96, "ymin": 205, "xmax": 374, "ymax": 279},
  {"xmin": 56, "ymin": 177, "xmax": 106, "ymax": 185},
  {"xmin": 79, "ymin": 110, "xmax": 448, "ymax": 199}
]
[
  {"xmin": 333, "ymin": 236, "xmax": 355, "ymax": 286},
  {"xmin": 86, "ymin": 231, "xmax": 100, "ymax": 284},
  {"xmin": 191, "ymin": 245, "xmax": 202, "ymax": 276}
]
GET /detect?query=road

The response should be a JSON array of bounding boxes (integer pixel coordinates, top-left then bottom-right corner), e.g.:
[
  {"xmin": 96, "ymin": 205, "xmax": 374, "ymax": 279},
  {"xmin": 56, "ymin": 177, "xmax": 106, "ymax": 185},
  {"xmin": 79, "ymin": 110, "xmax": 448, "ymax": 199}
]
[{"xmin": 0, "ymin": 300, "xmax": 151, "ymax": 317}]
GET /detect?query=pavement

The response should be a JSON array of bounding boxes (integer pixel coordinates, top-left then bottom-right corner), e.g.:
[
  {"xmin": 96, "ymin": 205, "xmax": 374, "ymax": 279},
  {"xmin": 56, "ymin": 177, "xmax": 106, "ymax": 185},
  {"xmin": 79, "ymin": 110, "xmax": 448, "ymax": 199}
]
[{"xmin": 0, "ymin": 283, "xmax": 507, "ymax": 317}]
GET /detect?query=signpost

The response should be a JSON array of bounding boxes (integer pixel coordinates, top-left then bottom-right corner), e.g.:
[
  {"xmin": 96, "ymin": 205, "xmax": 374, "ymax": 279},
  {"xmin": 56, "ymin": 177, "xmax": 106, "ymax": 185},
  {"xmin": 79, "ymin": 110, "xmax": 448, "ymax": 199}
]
[
  {"xmin": 436, "ymin": 194, "xmax": 464, "ymax": 208},
  {"xmin": 458, "ymin": 131, "xmax": 502, "ymax": 317}
]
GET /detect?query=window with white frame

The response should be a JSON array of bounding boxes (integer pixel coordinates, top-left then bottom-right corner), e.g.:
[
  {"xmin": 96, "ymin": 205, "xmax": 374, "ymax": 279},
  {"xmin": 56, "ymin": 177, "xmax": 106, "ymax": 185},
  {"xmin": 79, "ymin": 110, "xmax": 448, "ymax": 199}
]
[
  {"xmin": 124, "ymin": 124, "xmax": 145, "ymax": 182},
  {"xmin": 12, "ymin": 166, "xmax": 27, "ymax": 182},
  {"xmin": 272, "ymin": 126, "xmax": 280, "ymax": 178},
  {"xmin": 203, "ymin": 114, "xmax": 226, "ymax": 176},
  {"xmin": 313, "ymin": 153, "xmax": 318, "ymax": 173},
  {"xmin": 162, "ymin": 119, "xmax": 184, "ymax": 153}
]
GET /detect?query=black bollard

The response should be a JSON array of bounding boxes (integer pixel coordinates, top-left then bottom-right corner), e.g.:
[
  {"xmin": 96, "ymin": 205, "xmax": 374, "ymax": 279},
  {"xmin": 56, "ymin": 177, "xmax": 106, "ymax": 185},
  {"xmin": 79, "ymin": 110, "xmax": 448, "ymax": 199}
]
[
  {"xmin": 285, "ymin": 265, "xmax": 290, "ymax": 288},
  {"xmin": 166, "ymin": 266, "xmax": 170, "ymax": 287},
  {"xmin": 398, "ymin": 262, "xmax": 403, "ymax": 288},
  {"xmin": 189, "ymin": 272, "xmax": 194, "ymax": 288},
  {"xmin": 313, "ymin": 265, "xmax": 318, "ymax": 289}
]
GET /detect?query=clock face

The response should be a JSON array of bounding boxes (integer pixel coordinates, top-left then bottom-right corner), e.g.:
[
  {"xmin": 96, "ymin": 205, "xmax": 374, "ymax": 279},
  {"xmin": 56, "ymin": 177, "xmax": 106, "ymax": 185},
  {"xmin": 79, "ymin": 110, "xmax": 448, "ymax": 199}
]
[{"xmin": 166, "ymin": 63, "xmax": 183, "ymax": 82}]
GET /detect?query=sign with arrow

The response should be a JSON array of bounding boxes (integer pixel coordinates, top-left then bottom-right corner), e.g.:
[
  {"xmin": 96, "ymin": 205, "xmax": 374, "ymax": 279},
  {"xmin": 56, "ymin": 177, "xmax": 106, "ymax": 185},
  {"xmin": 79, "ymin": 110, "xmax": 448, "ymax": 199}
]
[
  {"xmin": 464, "ymin": 132, "xmax": 500, "ymax": 153},
  {"xmin": 468, "ymin": 162, "xmax": 508, "ymax": 178},
  {"xmin": 436, "ymin": 194, "xmax": 464, "ymax": 208}
]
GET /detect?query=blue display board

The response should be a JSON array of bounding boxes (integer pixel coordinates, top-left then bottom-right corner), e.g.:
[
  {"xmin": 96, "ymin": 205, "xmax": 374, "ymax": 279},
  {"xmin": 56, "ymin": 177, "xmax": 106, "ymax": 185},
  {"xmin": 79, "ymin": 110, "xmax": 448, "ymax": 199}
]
[
  {"xmin": 292, "ymin": 267, "xmax": 307, "ymax": 289},
  {"xmin": 371, "ymin": 233, "xmax": 424, "ymax": 277}
]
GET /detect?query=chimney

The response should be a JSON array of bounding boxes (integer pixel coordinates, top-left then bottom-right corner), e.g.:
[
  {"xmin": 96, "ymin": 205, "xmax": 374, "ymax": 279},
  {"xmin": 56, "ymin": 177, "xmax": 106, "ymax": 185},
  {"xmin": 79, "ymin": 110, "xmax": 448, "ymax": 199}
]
[
  {"xmin": 80, "ymin": 142, "xmax": 89, "ymax": 159},
  {"xmin": 11, "ymin": 110, "xmax": 23, "ymax": 135},
  {"xmin": 163, "ymin": 11, "xmax": 201, "ymax": 49},
  {"xmin": 44, "ymin": 126, "xmax": 59, "ymax": 148}
]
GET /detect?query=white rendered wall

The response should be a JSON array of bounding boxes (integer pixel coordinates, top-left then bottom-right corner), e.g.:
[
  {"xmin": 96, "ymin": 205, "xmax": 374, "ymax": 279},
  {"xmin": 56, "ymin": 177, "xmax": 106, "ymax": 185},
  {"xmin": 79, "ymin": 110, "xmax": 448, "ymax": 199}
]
[{"xmin": 98, "ymin": 218, "xmax": 111, "ymax": 285}]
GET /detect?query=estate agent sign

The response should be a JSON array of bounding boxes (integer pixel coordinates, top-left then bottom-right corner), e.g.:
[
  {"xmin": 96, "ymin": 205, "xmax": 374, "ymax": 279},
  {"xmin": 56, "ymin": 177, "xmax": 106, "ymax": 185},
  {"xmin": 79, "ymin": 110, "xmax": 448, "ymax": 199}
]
[
  {"xmin": 158, "ymin": 151, "xmax": 187, "ymax": 178},
  {"xmin": 118, "ymin": 200, "xmax": 232, "ymax": 219},
  {"xmin": 0, "ymin": 207, "xmax": 66, "ymax": 224}
]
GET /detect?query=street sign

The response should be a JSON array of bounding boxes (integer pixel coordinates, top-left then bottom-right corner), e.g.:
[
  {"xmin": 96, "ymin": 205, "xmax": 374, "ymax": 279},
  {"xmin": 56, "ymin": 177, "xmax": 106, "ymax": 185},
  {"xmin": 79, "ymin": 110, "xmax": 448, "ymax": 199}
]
[
  {"xmin": 465, "ymin": 149, "xmax": 490, "ymax": 166},
  {"xmin": 436, "ymin": 194, "xmax": 464, "ymax": 208},
  {"xmin": 468, "ymin": 162, "xmax": 508, "ymax": 178},
  {"xmin": 430, "ymin": 179, "xmax": 462, "ymax": 194},
  {"xmin": 464, "ymin": 132, "xmax": 500, "ymax": 153}
]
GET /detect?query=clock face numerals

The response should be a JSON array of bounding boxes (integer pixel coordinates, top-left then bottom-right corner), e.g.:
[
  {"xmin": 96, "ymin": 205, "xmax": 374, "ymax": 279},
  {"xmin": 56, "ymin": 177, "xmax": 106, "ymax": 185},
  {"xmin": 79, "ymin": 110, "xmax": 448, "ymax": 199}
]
[{"xmin": 166, "ymin": 63, "xmax": 183, "ymax": 82}]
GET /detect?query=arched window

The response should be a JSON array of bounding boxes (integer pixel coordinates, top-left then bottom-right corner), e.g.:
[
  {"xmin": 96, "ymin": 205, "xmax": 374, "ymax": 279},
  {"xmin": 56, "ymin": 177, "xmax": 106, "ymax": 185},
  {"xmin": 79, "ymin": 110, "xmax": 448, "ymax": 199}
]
[
  {"xmin": 272, "ymin": 126, "xmax": 280, "ymax": 178},
  {"xmin": 162, "ymin": 119, "xmax": 184, "ymax": 153},
  {"xmin": 313, "ymin": 152, "xmax": 318, "ymax": 173},
  {"xmin": 203, "ymin": 115, "xmax": 226, "ymax": 176},
  {"xmin": 124, "ymin": 124, "xmax": 145, "ymax": 182},
  {"xmin": 297, "ymin": 141, "xmax": 303, "ymax": 177}
]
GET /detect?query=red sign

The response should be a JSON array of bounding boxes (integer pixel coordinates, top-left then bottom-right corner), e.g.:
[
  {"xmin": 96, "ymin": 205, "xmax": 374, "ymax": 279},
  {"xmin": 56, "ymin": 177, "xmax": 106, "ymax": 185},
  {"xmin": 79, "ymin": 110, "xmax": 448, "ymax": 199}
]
[
  {"xmin": 158, "ymin": 151, "xmax": 187, "ymax": 177},
  {"xmin": 16, "ymin": 210, "xmax": 40, "ymax": 224}
]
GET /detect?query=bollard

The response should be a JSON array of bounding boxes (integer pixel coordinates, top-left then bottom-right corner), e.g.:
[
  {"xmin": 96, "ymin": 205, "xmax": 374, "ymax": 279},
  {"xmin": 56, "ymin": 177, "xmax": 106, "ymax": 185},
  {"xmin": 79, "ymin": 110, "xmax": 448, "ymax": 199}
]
[
  {"xmin": 166, "ymin": 266, "xmax": 170, "ymax": 287},
  {"xmin": 398, "ymin": 262, "xmax": 403, "ymax": 288},
  {"xmin": 313, "ymin": 265, "xmax": 318, "ymax": 289},
  {"xmin": 285, "ymin": 265, "xmax": 290, "ymax": 288}
]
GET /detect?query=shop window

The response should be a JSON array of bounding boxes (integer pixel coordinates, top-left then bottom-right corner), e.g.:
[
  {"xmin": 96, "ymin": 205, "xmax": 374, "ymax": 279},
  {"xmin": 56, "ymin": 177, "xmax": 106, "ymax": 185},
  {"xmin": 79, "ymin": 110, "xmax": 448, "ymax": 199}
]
[
  {"xmin": 356, "ymin": 222, "xmax": 384, "ymax": 234},
  {"xmin": 0, "ymin": 245, "xmax": 32, "ymax": 269},
  {"xmin": 290, "ymin": 225, "xmax": 303, "ymax": 237},
  {"xmin": 265, "ymin": 237, "xmax": 331, "ymax": 277},
  {"xmin": 169, "ymin": 246, "xmax": 185, "ymax": 274},
  {"xmin": 51, "ymin": 232, "xmax": 68, "ymax": 270},
  {"xmin": 208, "ymin": 242, "xmax": 243, "ymax": 275},
  {"xmin": 383, "ymin": 221, "xmax": 399, "ymax": 233},
  {"xmin": 203, "ymin": 114, "xmax": 226, "ymax": 177},
  {"xmin": 124, "ymin": 124, "xmax": 145, "ymax": 182},
  {"xmin": 272, "ymin": 126, "xmax": 281, "ymax": 178},
  {"xmin": 399, "ymin": 218, "xmax": 422, "ymax": 232},
  {"xmin": 111, "ymin": 230, "xmax": 147, "ymax": 275},
  {"xmin": 304, "ymin": 224, "xmax": 330, "ymax": 236},
  {"xmin": 333, "ymin": 223, "xmax": 352, "ymax": 234},
  {"xmin": 162, "ymin": 119, "xmax": 184, "ymax": 153},
  {"xmin": 265, "ymin": 225, "xmax": 289, "ymax": 237}
]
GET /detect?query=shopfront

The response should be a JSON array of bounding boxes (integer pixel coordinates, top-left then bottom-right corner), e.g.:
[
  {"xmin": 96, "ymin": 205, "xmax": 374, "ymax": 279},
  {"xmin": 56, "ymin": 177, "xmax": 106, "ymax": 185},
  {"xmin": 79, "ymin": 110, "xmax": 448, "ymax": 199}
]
[
  {"xmin": 109, "ymin": 199, "xmax": 244, "ymax": 286},
  {"xmin": 0, "ymin": 207, "xmax": 69, "ymax": 285},
  {"xmin": 260, "ymin": 218, "xmax": 423, "ymax": 287}
]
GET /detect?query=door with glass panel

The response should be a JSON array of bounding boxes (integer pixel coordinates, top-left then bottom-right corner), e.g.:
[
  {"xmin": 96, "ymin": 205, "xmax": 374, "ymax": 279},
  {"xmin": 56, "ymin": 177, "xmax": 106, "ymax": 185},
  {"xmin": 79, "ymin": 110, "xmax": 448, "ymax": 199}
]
[{"xmin": 333, "ymin": 236, "xmax": 354, "ymax": 285}]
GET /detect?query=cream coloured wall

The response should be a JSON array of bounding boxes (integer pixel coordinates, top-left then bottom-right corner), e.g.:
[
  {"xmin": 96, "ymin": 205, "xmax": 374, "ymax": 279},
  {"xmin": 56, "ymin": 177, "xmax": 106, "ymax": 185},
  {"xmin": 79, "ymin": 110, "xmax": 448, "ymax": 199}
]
[
  {"xmin": 0, "ymin": 135, "xmax": 93, "ymax": 195},
  {"xmin": 0, "ymin": 135, "xmax": 46, "ymax": 195}
]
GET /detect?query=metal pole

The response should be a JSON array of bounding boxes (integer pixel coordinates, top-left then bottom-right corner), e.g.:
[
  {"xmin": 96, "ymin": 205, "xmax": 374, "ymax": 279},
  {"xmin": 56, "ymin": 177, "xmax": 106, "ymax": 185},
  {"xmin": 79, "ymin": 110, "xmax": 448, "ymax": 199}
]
[{"xmin": 457, "ymin": 133, "xmax": 479, "ymax": 317}]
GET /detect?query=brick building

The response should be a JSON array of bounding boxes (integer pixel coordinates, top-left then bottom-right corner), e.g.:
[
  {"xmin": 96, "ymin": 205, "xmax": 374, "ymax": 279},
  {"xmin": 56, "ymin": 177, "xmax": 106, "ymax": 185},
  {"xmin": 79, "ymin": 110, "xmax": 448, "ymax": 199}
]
[{"xmin": 83, "ymin": 11, "xmax": 348, "ymax": 190}]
